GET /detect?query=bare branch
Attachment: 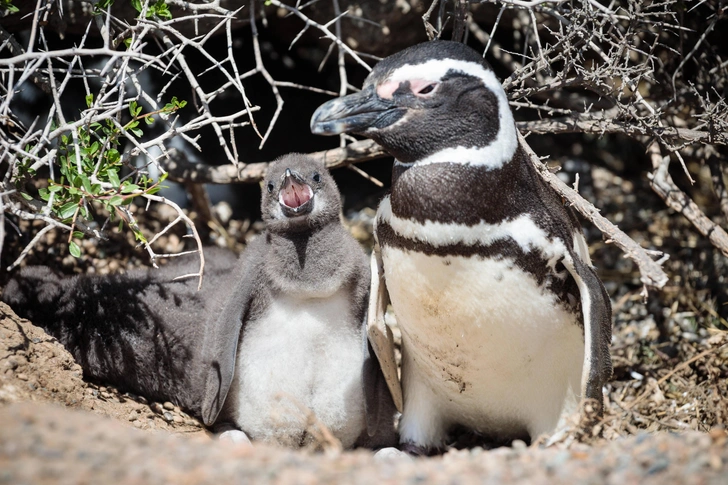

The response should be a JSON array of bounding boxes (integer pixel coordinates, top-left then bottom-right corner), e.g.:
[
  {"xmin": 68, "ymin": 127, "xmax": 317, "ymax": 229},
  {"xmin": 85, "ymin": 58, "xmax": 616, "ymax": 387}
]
[
  {"xmin": 162, "ymin": 140, "xmax": 389, "ymax": 184},
  {"xmin": 517, "ymin": 114, "xmax": 728, "ymax": 146},
  {"xmin": 708, "ymin": 156, "xmax": 728, "ymax": 222},
  {"xmin": 519, "ymin": 132, "xmax": 670, "ymax": 289},
  {"xmin": 647, "ymin": 140, "xmax": 728, "ymax": 258}
]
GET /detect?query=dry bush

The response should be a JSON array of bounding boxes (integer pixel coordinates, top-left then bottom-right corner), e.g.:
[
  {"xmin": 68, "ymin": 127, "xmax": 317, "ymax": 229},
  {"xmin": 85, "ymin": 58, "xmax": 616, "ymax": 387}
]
[{"xmin": 1, "ymin": 1, "xmax": 726, "ymax": 291}]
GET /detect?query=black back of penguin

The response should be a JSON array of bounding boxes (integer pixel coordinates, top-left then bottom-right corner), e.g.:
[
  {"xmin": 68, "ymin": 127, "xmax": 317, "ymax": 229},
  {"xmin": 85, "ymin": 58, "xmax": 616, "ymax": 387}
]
[
  {"xmin": 311, "ymin": 40, "xmax": 612, "ymax": 451},
  {"xmin": 2, "ymin": 154, "xmax": 397, "ymax": 449}
]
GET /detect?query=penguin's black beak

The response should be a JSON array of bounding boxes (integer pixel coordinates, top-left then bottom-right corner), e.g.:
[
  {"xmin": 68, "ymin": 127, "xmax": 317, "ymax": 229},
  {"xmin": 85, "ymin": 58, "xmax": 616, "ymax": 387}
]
[
  {"xmin": 279, "ymin": 168, "xmax": 314, "ymax": 216},
  {"xmin": 310, "ymin": 85, "xmax": 401, "ymax": 135}
]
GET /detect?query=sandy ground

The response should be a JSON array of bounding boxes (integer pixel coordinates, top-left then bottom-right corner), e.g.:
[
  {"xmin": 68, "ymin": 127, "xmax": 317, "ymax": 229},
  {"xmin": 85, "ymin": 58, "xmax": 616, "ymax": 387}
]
[{"xmin": 1, "ymin": 302, "xmax": 727, "ymax": 484}]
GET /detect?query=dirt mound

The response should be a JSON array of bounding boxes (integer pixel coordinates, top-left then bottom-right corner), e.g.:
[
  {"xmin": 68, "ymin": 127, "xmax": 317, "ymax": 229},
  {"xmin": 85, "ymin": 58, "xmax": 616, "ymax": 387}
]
[
  {"xmin": 1, "ymin": 301, "xmax": 728, "ymax": 483},
  {"xmin": 0, "ymin": 302, "xmax": 204, "ymax": 434},
  {"xmin": 1, "ymin": 400, "xmax": 727, "ymax": 484}
]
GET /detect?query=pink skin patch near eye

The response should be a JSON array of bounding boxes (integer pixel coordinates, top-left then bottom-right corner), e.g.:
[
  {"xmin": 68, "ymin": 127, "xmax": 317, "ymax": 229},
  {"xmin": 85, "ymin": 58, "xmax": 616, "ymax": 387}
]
[{"xmin": 376, "ymin": 79, "xmax": 438, "ymax": 99}]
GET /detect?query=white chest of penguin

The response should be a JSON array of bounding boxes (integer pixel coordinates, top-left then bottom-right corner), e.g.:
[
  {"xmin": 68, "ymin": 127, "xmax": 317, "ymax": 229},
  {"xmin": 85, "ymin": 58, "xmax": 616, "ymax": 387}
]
[
  {"xmin": 381, "ymin": 242, "xmax": 585, "ymax": 442},
  {"xmin": 231, "ymin": 290, "xmax": 365, "ymax": 448}
]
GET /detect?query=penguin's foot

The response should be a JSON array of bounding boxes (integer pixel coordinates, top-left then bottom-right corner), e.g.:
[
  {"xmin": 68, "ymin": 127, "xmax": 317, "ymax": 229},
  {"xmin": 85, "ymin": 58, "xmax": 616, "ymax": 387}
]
[
  {"xmin": 373, "ymin": 447, "xmax": 413, "ymax": 462},
  {"xmin": 400, "ymin": 442, "xmax": 440, "ymax": 457},
  {"xmin": 218, "ymin": 429, "xmax": 253, "ymax": 447}
]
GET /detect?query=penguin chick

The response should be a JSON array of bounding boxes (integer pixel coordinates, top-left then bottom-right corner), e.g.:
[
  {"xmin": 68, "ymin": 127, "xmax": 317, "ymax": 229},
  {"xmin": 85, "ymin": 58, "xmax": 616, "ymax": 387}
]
[
  {"xmin": 311, "ymin": 40, "xmax": 613, "ymax": 453},
  {"xmin": 206, "ymin": 154, "xmax": 397, "ymax": 448},
  {"xmin": 2, "ymin": 154, "xmax": 397, "ymax": 450}
]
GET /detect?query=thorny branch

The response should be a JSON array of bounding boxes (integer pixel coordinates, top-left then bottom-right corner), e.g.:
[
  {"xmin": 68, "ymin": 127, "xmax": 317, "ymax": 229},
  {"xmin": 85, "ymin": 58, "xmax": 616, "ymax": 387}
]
[
  {"xmin": 1, "ymin": 2, "xmax": 264, "ymax": 279},
  {"xmin": 519, "ymin": 132, "xmax": 670, "ymax": 290},
  {"xmin": 0, "ymin": 0, "xmax": 366, "ymax": 280},
  {"xmin": 647, "ymin": 141, "xmax": 728, "ymax": 258},
  {"xmin": 2, "ymin": 0, "xmax": 727, "ymax": 294},
  {"xmin": 463, "ymin": 0, "xmax": 727, "ymax": 283}
]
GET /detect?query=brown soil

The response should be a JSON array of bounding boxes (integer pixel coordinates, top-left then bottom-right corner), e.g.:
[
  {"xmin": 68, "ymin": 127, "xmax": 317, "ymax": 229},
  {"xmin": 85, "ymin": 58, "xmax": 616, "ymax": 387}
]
[
  {"xmin": 0, "ymin": 302, "xmax": 205, "ymax": 435},
  {"xmin": 1, "ymin": 301, "xmax": 728, "ymax": 483}
]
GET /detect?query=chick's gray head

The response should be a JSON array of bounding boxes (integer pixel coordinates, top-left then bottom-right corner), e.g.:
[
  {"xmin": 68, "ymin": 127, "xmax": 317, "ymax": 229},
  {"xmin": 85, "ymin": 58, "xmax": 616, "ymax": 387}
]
[{"xmin": 261, "ymin": 154, "xmax": 341, "ymax": 233}]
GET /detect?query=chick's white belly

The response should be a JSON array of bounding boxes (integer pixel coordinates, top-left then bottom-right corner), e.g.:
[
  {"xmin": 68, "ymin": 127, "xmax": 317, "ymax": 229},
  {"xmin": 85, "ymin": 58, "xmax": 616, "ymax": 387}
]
[
  {"xmin": 382, "ymin": 247, "xmax": 584, "ymax": 443},
  {"xmin": 232, "ymin": 291, "xmax": 365, "ymax": 448}
]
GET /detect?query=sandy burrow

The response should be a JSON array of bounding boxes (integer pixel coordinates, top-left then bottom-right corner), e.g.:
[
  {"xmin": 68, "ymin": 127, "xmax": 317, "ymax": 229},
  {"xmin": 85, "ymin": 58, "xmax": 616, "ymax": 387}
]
[{"xmin": 1, "ymin": 302, "xmax": 727, "ymax": 484}]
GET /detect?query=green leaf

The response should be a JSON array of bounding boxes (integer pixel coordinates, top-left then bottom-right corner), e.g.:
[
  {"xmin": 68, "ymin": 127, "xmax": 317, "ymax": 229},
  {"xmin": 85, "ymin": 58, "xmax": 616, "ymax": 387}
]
[
  {"xmin": 48, "ymin": 184, "xmax": 64, "ymax": 193},
  {"xmin": 121, "ymin": 184, "xmax": 140, "ymax": 194},
  {"xmin": 154, "ymin": 1, "xmax": 172, "ymax": 20},
  {"xmin": 58, "ymin": 201, "xmax": 78, "ymax": 220},
  {"xmin": 130, "ymin": 127, "xmax": 143, "ymax": 137},
  {"xmin": 129, "ymin": 101, "xmax": 138, "ymax": 118},
  {"xmin": 85, "ymin": 93, "xmax": 93, "ymax": 108},
  {"xmin": 73, "ymin": 231, "xmax": 84, "ymax": 239},
  {"xmin": 107, "ymin": 170, "xmax": 120, "ymax": 188},
  {"xmin": 69, "ymin": 241, "xmax": 81, "ymax": 258},
  {"xmin": 133, "ymin": 230, "xmax": 148, "ymax": 243},
  {"xmin": 20, "ymin": 192, "xmax": 33, "ymax": 201},
  {"xmin": 3, "ymin": 2, "xmax": 19, "ymax": 14},
  {"xmin": 131, "ymin": 0, "xmax": 142, "ymax": 14},
  {"xmin": 106, "ymin": 148, "xmax": 120, "ymax": 164},
  {"xmin": 109, "ymin": 195, "xmax": 124, "ymax": 206},
  {"xmin": 80, "ymin": 175, "xmax": 92, "ymax": 194},
  {"xmin": 145, "ymin": 116, "xmax": 154, "ymax": 125},
  {"xmin": 38, "ymin": 188, "xmax": 49, "ymax": 201},
  {"xmin": 124, "ymin": 38, "xmax": 133, "ymax": 49}
]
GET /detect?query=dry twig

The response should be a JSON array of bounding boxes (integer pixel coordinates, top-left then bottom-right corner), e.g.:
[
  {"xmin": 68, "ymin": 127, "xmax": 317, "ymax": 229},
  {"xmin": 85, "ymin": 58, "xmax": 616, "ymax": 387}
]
[
  {"xmin": 646, "ymin": 141, "xmax": 728, "ymax": 258},
  {"xmin": 519, "ymin": 132, "xmax": 670, "ymax": 289}
]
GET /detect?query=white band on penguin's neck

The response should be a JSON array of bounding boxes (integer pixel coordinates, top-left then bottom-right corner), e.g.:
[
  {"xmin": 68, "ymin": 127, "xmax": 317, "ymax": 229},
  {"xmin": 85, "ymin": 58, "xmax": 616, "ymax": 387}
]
[{"xmin": 386, "ymin": 59, "xmax": 518, "ymax": 170}]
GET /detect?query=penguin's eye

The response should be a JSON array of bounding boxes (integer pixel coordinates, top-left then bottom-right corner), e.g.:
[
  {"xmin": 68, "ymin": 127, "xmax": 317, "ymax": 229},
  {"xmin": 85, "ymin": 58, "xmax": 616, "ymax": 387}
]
[
  {"xmin": 415, "ymin": 83, "xmax": 438, "ymax": 96},
  {"xmin": 312, "ymin": 172, "xmax": 321, "ymax": 183},
  {"xmin": 267, "ymin": 182, "xmax": 274, "ymax": 193}
]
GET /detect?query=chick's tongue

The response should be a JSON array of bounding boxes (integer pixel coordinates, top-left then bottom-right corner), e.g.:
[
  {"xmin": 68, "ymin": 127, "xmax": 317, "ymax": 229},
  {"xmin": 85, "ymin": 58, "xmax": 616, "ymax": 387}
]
[{"xmin": 281, "ymin": 179, "xmax": 312, "ymax": 208}]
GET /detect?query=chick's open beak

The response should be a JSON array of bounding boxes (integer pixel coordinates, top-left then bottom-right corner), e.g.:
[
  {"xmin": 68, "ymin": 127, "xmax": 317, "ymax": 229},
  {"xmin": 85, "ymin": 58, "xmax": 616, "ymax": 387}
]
[{"xmin": 279, "ymin": 168, "xmax": 313, "ymax": 213}]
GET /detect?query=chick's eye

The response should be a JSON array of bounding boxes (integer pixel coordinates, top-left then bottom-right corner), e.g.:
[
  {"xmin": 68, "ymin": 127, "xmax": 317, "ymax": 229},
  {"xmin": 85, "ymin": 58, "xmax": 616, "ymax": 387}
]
[
  {"xmin": 312, "ymin": 173, "xmax": 321, "ymax": 183},
  {"xmin": 267, "ymin": 182, "xmax": 274, "ymax": 193}
]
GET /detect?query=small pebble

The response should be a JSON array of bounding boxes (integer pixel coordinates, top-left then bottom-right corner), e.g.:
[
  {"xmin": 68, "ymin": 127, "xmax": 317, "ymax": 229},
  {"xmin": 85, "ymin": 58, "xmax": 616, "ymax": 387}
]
[
  {"xmin": 163, "ymin": 402, "xmax": 174, "ymax": 410},
  {"xmin": 16, "ymin": 373, "xmax": 28, "ymax": 381},
  {"xmin": 512, "ymin": 440, "xmax": 527, "ymax": 451},
  {"xmin": 163, "ymin": 411, "xmax": 174, "ymax": 423},
  {"xmin": 173, "ymin": 415, "xmax": 183, "ymax": 424},
  {"xmin": 150, "ymin": 402, "xmax": 164, "ymax": 414}
]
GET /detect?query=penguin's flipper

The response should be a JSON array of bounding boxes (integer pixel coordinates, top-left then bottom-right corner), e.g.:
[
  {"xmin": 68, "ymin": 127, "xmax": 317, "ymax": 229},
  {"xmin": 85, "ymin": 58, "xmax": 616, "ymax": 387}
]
[
  {"xmin": 366, "ymin": 246, "xmax": 403, "ymax": 413},
  {"xmin": 564, "ymin": 252, "xmax": 613, "ymax": 414},
  {"xmin": 199, "ymin": 241, "xmax": 265, "ymax": 426},
  {"xmin": 362, "ymin": 329, "xmax": 394, "ymax": 438}
]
